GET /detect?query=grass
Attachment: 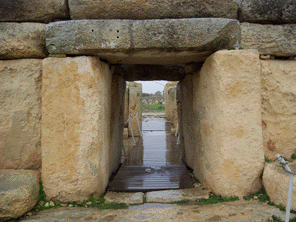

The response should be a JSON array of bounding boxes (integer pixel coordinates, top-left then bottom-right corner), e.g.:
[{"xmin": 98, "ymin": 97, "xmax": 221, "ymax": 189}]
[
  {"xmin": 265, "ymin": 157, "xmax": 273, "ymax": 163},
  {"xmin": 175, "ymin": 199, "xmax": 189, "ymax": 204},
  {"xmin": 243, "ymin": 187, "xmax": 270, "ymax": 202},
  {"xmin": 195, "ymin": 193, "xmax": 239, "ymax": 205},
  {"xmin": 143, "ymin": 196, "xmax": 147, "ymax": 203},
  {"xmin": 142, "ymin": 103, "xmax": 165, "ymax": 112}
]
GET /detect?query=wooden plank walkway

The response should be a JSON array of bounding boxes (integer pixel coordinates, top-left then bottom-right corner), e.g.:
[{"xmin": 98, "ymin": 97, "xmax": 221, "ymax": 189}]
[{"xmin": 107, "ymin": 118, "xmax": 194, "ymax": 192}]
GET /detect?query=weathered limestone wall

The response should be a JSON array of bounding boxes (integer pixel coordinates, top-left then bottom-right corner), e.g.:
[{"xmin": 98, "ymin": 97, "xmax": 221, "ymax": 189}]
[
  {"xmin": 261, "ymin": 60, "xmax": 296, "ymax": 159},
  {"xmin": 41, "ymin": 56, "xmax": 112, "ymax": 202},
  {"xmin": 128, "ymin": 83, "xmax": 142, "ymax": 137},
  {"xmin": 178, "ymin": 75, "xmax": 195, "ymax": 169},
  {"xmin": 109, "ymin": 75, "xmax": 126, "ymax": 174},
  {"xmin": 167, "ymin": 87, "xmax": 178, "ymax": 131},
  {"xmin": 184, "ymin": 50, "xmax": 265, "ymax": 198},
  {"xmin": 0, "ymin": 59, "xmax": 42, "ymax": 170}
]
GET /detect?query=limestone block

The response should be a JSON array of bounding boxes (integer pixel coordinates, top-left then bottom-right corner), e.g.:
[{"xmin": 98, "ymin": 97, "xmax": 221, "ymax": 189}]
[
  {"xmin": 192, "ymin": 50, "xmax": 264, "ymax": 198},
  {"xmin": 263, "ymin": 162, "xmax": 296, "ymax": 211},
  {"xmin": 0, "ymin": 59, "xmax": 42, "ymax": 170},
  {"xmin": 0, "ymin": 23, "xmax": 48, "ymax": 59},
  {"xmin": 46, "ymin": 18, "xmax": 241, "ymax": 64},
  {"xmin": 0, "ymin": 170, "xmax": 39, "ymax": 221},
  {"xmin": 167, "ymin": 87, "xmax": 178, "ymax": 128},
  {"xmin": 104, "ymin": 192, "xmax": 144, "ymax": 204},
  {"xmin": 241, "ymin": 23, "xmax": 296, "ymax": 57},
  {"xmin": 178, "ymin": 75, "xmax": 195, "ymax": 169},
  {"xmin": 123, "ymin": 128, "xmax": 129, "ymax": 139},
  {"xmin": 69, "ymin": 0, "xmax": 238, "ymax": 20},
  {"xmin": 41, "ymin": 56, "xmax": 112, "ymax": 202},
  {"xmin": 128, "ymin": 84, "xmax": 142, "ymax": 137},
  {"xmin": 124, "ymin": 85, "xmax": 129, "ymax": 124},
  {"xmin": 261, "ymin": 60, "xmax": 296, "ymax": 159},
  {"xmin": 239, "ymin": 0, "xmax": 296, "ymax": 24},
  {"xmin": 109, "ymin": 75, "xmax": 126, "ymax": 174},
  {"xmin": 164, "ymin": 82, "xmax": 178, "ymax": 121},
  {"xmin": 0, "ymin": 0, "xmax": 69, "ymax": 23}
]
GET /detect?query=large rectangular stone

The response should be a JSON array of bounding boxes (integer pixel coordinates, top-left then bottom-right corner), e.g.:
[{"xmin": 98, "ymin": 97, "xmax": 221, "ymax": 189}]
[
  {"xmin": 46, "ymin": 18, "xmax": 241, "ymax": 64},
  {"xmin": 0, "ymin": 23, "xmax": 48, "ymax": 59},
  {"xmin": 0, "ymin": 0, "xmax": 69, "ymax": 23},
  {"xmin": 109, "ymin": 75, "xmax": 126, "ymax": 174},
  {"xmin": 261, "ymin": 60, "xmax": 296, "ymax": 159},
  {"xmin": 128, "ymin": 84, "xmax": 142, "ymax": 137},
  {"xmin": 241, "ymin": 23, "xmax": 296, "ymax": 57},
  {"xmin": 0, "ymin": 59, "xmax": 42, "ymax": 170},
  {"xmin": 192, "ymin": 50, "xmax": 264, "ymax": 198},
  {"xmin": 41, "ymin": 56, "xmax": 112, "ymax": 202},
  {"xmin": 69, "ymin": 0, "xmax": 238, "ymax": 20}
]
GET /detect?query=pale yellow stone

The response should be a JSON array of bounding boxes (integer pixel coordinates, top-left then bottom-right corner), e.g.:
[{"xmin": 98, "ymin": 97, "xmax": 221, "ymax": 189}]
[
  {"xmin": 146, "ymin": 188, "xmax": 210, "ymax": 203},
  {"xmin": 261, "ymin": 60, "xmax": 296, "ymax": 159},
  {"xmin": 263, "ymin": 162, "xmax": 296, "ymax": 211},
  {"xmin": 41, "ymin": 56, "xmax": 112, "ymax": 202},
  {"xmin": 128, "ymin": 83, "xmax": 142, "ymax": 137},
  {"xmin": 0, "ymin": 59, "xmax": 42, "ymax": 170},
  {"xmin": 164, "ymin": 82, "xmax": 178, "ymax": 121},
  {"xmin": 104, "ymin": 192, "xmax": 144, "ymax": 204},
  {"xmin": 191, "ymin": 50, "xmax": 264, "ymax": 198}
]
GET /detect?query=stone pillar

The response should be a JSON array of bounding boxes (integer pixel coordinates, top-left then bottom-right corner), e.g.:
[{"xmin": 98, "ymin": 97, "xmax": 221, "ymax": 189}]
[
  {"xmin": 192, "ymin": 50, "xmax": 264, "ymax": 198},
  {"xmin": 261, "ymin": 60, "xmax": 296, "ymax": 159},
  {"xmin": 0, "ymin": 59, "xmax": 42, "ymax": 170},
  {"xmin": 109, "ymin": 74, "xmax": 126, "ymax": 174},
  {"xmin": 168, "ymin": 87, "xmax": 178, "ymax": 130},
  {"xmin": 164, "ymin": 82, "xmax": 178, "ymax": 121},
  {"xmin": 178, "ymin": 74, "xmax": 195, "ymax": 169},
  {"xmin": 128, "ymin": 83, "xmax": 142, "ymax": 137},
  {"xmin": 124, "ymin": 84, "xmax": 129, "ymax": 124},
  {"xmin": 41, "ymin": 56, "xmax": 112, "ymax": 202}
]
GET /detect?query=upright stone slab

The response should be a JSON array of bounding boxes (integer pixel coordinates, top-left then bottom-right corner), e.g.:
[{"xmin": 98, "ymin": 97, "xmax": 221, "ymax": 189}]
[
  {"xmin": 261, "ymin": 60, "xmax": 296, "ymax": 159},
  {"xmin": 42, "ymin": 56, "xmax": 112, "ymax": 202},
  {"xmin": 178, "ymin": 75, "xmax": 195, "ymax": 169},
  {"xmin": 128, "ymin": 83, "xmax": 142, "ymax": 137},
  {"xmin": 241, "ymin": 23, "xmax": 296, "ymax": 57},
  {"xmin": 0, "ymin": 59, "xmax": 42, "ymax": 170},
  {"xmin": 167, "ymin": 87, "xmax": 178, "ymax": 129},
  {"xmin": 109, "ymin": 75, "xmax": 126, "ymax": 174},
  {"xmin": 164, "ymin": 82, "xmax": 178, "ymax": 121},
  {"xmin": 46, "ymin": 18, "xmax": 241, "ymax": 64},
  {"xmin": 0, "ymin": 0, "xmax": 69, "ymax": 23},
  {"xmin": 239, "ymin": 0, "xmax": 296, "ymax": 24},
  {"xmin": 69, "ymin": 0, "xmax": 238, "ymax": 20},
  {"xmin": 192, "ymin": 50, "xmax": 264, "ymax": 198},
  {"xmin": 0, "ymin": 23, "xmax": 47, "ymax": 59}
]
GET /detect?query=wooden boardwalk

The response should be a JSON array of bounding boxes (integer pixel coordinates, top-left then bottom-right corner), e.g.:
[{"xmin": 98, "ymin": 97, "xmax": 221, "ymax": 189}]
[{"xmin": 107, "ymin": 118, "xmax": 194, "ymax": 192}]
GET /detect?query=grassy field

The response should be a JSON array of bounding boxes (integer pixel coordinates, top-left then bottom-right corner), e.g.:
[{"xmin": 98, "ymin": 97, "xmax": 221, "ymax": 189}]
[{"xmin": 142, "ymin": 104, "xmax": 165, "ymax": 112}]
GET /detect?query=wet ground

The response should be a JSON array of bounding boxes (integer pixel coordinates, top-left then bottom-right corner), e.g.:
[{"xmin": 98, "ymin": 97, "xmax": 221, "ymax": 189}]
[{"xmin": 107, "ymin": 116, "xmax": 194, "ymax": 192}]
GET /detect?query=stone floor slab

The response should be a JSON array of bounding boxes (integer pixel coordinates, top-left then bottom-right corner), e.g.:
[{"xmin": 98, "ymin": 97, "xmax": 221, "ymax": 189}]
[
  {"xmin": 20, "ymin": 201, "xmax": 295, "ymax": 222},
  {"xmin": 146, "ymin": 188, "xmax": 210, "ymax": 203},
  {"xmin": 104, "ymin": 192, "xmax": 144, "ymax": 204}
]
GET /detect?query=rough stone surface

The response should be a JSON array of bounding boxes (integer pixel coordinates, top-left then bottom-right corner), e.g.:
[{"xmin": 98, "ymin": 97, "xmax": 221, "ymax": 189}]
[
  {"xmin": 69, "ymin": 0, "xmax": 238, "ymax": 20},
  {"xmin": 46, "ymin": 18, "xmax": 241, "ymax": 64},
  {"xmin": 239, "ymin": 0, "xmax": 296, "ymax": 24},
  {"xmin": 0, "ymin": 0, "xmax": 69, "ymax": 23},
  {"xmin": 164, "ymin": 82, "xmax": 178, "ymax": 121},
  {"xmin": 0, "ymin": 170, "xmax": 39, "ymax": 221},
  {"xmin": 241, "ymin": 23, "xmax": 296, "ymax": 57},
  {"xmin": 178, "ymin": 74, "xmax": 195, "ymax": 169},
  {"xmin": 146, "ymin": 188, "xmax": 210, "ymax": 203},
  {"xmin": 20, "ymin": 201, "xmax": 294, "ymax": 222},
  {"xmin": 124, "ymin": 83, "xmax": 129, "ymax": 124},
  {"xmin": 261, "ymin": 60, "xmax": 296, "ymax": 159},
  {"xmin": 104, "ymin": 192, "xmax": 144, "ymax": 204},
  {"xmin": 191, "ymin": 50, "xmax": 264, "ymax": 198},
  {"xmin": 41, "ymin": 56, "xmax": 112, "ymax": 202},
  {"xmin": 128, "ymin": 83, "xmax": 142, "ymax": 137},
  {"xmin": 0, "ymin": 59, "xmax": 42, "ymax": 170},
  {"xmin": 0, "ymin": 23, "xmax": 48, "ymax": 59},
  {"xmin": 263, "ymin": 162, "xmax": 296, "ymax": 211},
  {"xmin": 109, "ymin": 75, "xmax": 126, "ymax": 174},
  {"xmin": 167, "ymin": 87, "xmax": 178, "ymax": 129}
]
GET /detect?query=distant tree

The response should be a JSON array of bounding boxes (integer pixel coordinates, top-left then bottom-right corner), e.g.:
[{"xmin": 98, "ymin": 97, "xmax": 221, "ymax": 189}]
[
  {"xmin": 142, "ymin": 93, "xmax": 151, "ymax": 97},
  {"xmin": 154, "ymin": 91, "xmax": 162, "ymax": 97}
]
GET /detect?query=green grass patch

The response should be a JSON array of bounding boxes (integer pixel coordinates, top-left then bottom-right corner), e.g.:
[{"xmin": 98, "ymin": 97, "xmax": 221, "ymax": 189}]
[
  {"xmin": 142, "ymin": 104, "xmax": 165, "ymax": 112},
  {"xmin": 291, "ymin": 154, "xmax": 296, "ymax": 160},
  {"xmin": 175, "ymin": 199, "xmax": 189, "ymax": 204},
  {"xmin": 195, "ymin": 193, "xmax": 239, "ymax": 205},
  {"xmin": 265, "ymin": 157, "xmax": 273, "ymax": 163},
  {"xmin": 143, "ymin": 196, "xmax": 147, "ymax": 203},
  {"xmin": 97, "ymin": 202, "xmax": 128, "ymax": 209},
  {"xmin": 243, "ymin": 187, "xmax": 270, "ymax": 202}
]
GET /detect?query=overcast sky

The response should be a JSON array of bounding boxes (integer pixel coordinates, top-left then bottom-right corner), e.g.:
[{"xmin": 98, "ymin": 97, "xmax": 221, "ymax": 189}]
[{"xmin": 134, "ymin": 80, "xmax": 169, "ymax": 94}]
